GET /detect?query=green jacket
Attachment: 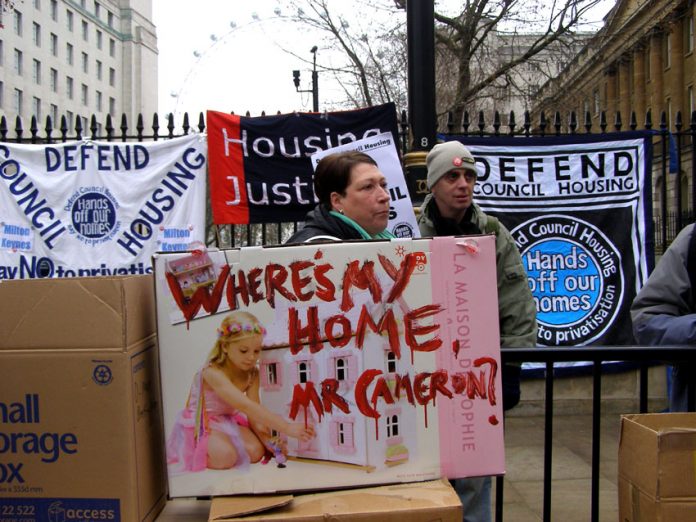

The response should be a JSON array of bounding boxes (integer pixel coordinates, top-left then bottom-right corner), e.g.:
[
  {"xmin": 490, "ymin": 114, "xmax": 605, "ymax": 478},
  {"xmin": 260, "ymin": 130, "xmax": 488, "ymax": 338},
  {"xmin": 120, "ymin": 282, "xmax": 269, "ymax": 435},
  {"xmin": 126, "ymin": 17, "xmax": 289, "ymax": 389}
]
[{"xmin": 418, "ymin": 195, "xmax": 538, "ymax": 350}]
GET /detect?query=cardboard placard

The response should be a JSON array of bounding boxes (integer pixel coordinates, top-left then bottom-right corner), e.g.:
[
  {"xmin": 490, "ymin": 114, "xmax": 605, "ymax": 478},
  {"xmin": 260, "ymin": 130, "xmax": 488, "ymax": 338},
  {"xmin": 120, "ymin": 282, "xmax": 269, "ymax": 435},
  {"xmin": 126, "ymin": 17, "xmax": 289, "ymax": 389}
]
[{"xmin": 154, "ymin": 236, "xmax": 504, "ymax": 497}]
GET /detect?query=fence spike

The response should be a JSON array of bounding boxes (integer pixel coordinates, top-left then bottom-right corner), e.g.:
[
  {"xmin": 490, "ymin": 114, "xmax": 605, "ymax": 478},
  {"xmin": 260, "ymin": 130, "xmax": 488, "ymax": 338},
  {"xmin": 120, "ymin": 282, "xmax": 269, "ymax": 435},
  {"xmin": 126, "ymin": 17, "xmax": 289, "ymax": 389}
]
[
  {"xmin": 152, "ymin": 113, "xmax": 160, "ymax": 141},
  {"xmin": 508, "ymin": 111, "xmax": 516, "ymax": 136},
  {"xmin": 0, "ymin": 116, "xmax": 7, "ymax": 141},
  {"xmin": 553, "ymin": 111, "xmax": 561, "ymax": 135},
  {"xmin": 44, "ymin": 116, "xmax": 53, "ymax": 142},
  {"xmin": 60, "ymin": 115, "xmax": 68, "ymax": 141},
  {"xmin": 569, "ymin": 111, "xmax": 577, "ymax": 134},
  {"xmin": 90, "ymin": 114, "xmax": 98, "ymax": 139},
  {"xmin": 629, "ymin": 111, "xmax": 637, "ymax": 131},
  {"xmin": 493, "ymin": 111, "xmax": 501, "ymax": 136},
  {"xmin": 675, "ymin": 111, "xmax": 683, "ymax": 131},
  {"xmin": 645, "ymin": 109, "xmax": 652, "ymax": 130},
  {"xmin": 477, "ymin": 111, "xmax": 486, "ymax": 136},
  {"xmin": 167, "ymin": 113, "xmax": 175, "ymax": 138},
  {"xmin": 523, "ymin": 111, "xmax": 531, "ymax": 137},
  {"xmin": 599, "ymin": 111, "xmax": 607, "ymax": 133},
  {"xmin": 584, "ymin": 110, "xmax": 592, "ymax": 133},
  {"xmin": 539, "ymin": 111, "xmax": 547, "ymax": 137},
  {"xmin": 183, "ymin": 113, "xmax": 191, "ymax": 134},
  {"xmin": 462, "ymin": 111, "xmax": 470, "ymax": 134},
  {"xmin": 120, "ymin": 113, "xmax": 128, "ymax": 141},
  {"xmin": 30, "ymin": 116, "xmax": 39, "ymax": 143},
  {"xmin": 105, "ymin": 114, "xmax": 114, "ymax": 140},
  {"xmin": 614, "ymin": 111, "xmax": 622, "ymax": 132},
  {"xmin": 198, "ymin": 112, "xmax": 205, "ymax": 133},
  {"xmin": 447, "ymin": 111, "xmax": 455, "ymax": 133},
  {"xmin": 74, "ymin": 115, "xmax": 82, "ymax": 140},
  {"xmin": 136, "ymin": 113, "xmax": 145, "ymax": 140}
]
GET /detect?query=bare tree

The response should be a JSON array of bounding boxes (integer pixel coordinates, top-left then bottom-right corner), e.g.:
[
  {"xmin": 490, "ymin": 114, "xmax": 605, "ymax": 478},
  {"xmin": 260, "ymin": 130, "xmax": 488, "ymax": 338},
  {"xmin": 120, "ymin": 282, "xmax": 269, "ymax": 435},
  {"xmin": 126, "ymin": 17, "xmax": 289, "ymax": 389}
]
[{"xmin": 280, "ymin": 0, "xmax": 608, "ymax": 124}]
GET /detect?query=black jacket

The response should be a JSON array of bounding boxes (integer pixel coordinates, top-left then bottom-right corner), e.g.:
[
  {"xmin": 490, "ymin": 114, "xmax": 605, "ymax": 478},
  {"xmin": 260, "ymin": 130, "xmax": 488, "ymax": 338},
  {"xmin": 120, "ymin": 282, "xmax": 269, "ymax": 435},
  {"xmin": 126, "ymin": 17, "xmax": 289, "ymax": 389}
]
[{"xmin": 285, "ymin": 204, "xmax": 363, "ymax": 244}]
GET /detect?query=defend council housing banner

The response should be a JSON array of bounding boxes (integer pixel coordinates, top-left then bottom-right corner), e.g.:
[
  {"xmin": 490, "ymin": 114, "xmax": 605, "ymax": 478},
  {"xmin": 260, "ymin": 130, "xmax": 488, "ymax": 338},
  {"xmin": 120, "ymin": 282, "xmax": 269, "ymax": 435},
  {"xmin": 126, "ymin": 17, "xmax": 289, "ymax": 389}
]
[
  {"xmin": 447, "ymin": 132, "xmax": 654, "ymax": 349},
  {"xmin": 207, "ymin": 103, "xmax": 399, "ymax": 224},
  {"xmin": 0, "ymin": 134, "xmax": 207, "ymax": 280}
]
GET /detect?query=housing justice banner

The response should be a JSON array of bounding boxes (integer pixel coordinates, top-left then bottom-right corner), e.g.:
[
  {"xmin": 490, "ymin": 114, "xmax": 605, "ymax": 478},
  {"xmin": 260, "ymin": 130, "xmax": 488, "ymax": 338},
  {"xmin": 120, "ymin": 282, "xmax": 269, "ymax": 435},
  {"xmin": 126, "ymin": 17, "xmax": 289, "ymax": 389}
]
[
  {"xmin": 207, "ymin": 103, "xmax": 400, "ymax": 224},
  {"xmin": 447, "ymin": 133, "xmax": 654, "ymax": 350},
  {"xmin": 0, "ymin": 134, "xmax": 207, "ymax": 279}
]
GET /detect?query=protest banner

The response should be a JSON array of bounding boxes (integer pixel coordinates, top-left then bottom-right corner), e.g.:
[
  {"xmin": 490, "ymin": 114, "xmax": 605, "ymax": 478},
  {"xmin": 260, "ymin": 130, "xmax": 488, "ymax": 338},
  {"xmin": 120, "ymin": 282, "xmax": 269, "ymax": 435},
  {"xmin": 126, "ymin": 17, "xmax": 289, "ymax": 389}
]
[
  {"xmin": 153, "ymin": 236, "xmax": 504, "ymax": 497},
  {"xmin": 207, "ymin": 103, "xmax": 399, "ymax": 224},
  {"xmin": 310, "ymin": 132, "xmax": 419, "ymax": 238},
  {"xmin": 0, "ymin": 134, "xmax": 207, "ymax": 279},
  {"xmin": 446, "ymin": 133, "xmax": 653, "ymax": 353}
]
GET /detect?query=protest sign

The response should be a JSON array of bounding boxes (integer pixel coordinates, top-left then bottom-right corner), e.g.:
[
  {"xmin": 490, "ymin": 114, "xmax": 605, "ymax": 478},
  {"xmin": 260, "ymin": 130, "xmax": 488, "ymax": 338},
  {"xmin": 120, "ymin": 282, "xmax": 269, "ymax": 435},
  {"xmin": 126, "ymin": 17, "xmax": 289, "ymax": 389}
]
[
  {"xmin": 154, "ymin": 236, "xmax": 504, "ymax": 497},
  {"xmin": 0, "ymin": 134, "xmax": 207, "ymax": 279}
]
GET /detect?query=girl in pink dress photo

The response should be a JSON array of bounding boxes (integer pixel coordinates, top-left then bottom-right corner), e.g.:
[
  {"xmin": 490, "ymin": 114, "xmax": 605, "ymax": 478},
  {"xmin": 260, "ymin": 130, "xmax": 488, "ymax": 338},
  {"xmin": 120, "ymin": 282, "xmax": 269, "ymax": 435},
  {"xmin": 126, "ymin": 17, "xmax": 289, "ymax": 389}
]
[{"xmin": 167, "ymin": 311, "xmax": 314, "ymax": 472}]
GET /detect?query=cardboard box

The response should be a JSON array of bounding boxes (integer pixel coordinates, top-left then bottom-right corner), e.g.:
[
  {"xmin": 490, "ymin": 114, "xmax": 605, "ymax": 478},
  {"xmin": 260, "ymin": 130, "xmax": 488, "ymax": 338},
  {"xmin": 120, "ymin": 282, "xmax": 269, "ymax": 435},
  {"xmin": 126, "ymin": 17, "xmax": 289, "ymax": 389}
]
[
  {"xmin": 154, "ymin": 236, "xmax": 505, "ymax": 497},
  {"xmin": 0, "ymin": 275, "xmax": 167, "ymax": 522},
  {"xmin": 208, "ymin": 478, "xmax": 462, "ymax": 521},
  {"xmin": 618, "ymin": 413, "xmax": 696, "ymax": 521}
]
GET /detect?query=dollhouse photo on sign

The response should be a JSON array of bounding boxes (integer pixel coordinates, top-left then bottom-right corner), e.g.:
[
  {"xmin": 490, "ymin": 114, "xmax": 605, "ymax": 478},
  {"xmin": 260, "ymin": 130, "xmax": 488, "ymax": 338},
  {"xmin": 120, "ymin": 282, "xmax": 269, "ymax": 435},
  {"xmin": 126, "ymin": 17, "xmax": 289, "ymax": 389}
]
[{"xmin": 153, "ymin": 236, "xmax": 506, "ymax": 497}]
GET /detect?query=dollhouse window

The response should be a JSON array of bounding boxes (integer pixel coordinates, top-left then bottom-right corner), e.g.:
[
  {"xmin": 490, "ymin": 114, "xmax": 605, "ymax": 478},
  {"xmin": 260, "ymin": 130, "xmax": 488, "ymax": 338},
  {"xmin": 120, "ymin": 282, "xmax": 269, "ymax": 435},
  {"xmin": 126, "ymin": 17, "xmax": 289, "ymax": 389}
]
[
  {"xmin": 266, "ymin": 363, "xmax": 278, "ymax": 385},
  {"xmin": 338, "ymin": 423, "xmax": 346, "ymax": 445},
  {"xmin": 386, "ymin": 351, "xmax": 397, "ymax": 373},
  {"xmin": 335, "ymin": 357, "xmax": 347, "ymax": 381},
  {"xmin": 386, "ymin": 414, "xmax": 400, "ymax": 438},
  {"xmin": 298, "ymin": 361, "xmax": 309, "ymax": 384}
]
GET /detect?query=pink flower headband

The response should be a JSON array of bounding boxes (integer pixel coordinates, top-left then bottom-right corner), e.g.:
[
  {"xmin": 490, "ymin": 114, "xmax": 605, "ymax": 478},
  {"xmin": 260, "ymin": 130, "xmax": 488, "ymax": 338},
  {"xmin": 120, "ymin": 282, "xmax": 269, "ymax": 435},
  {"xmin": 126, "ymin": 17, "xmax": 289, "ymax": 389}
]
[{"xmin": 217, "ymin": 321, "xmax": 266, "ymax": 339}]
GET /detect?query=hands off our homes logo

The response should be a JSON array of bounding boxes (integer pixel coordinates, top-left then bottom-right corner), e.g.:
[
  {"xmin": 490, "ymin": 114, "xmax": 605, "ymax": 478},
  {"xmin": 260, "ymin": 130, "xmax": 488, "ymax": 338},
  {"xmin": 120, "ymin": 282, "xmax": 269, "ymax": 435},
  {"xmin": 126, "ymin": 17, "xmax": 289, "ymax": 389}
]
[
  {"xmin": 65, "ymin": 187, "xmax": 121, "ymax": 246},
  {"xmin": 511, "ymin": 215, "xmax": 624, "ymax": 347}
]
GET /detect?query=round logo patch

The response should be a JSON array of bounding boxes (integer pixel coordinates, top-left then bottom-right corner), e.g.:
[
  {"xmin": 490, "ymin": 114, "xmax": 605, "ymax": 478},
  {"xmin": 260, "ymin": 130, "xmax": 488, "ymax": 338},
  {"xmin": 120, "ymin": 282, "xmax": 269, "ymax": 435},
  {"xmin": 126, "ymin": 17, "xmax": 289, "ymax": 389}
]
[
  {"xmin": 511, "ymin": 214, "xmax": 624, "ymax": 346},
  {"xmin": 93, "ymin": 364, "xmax": 113, "ymax": 385},
  {"xmin": 65, "ymin": 187, "xmax": 121, "ymax": 246}
]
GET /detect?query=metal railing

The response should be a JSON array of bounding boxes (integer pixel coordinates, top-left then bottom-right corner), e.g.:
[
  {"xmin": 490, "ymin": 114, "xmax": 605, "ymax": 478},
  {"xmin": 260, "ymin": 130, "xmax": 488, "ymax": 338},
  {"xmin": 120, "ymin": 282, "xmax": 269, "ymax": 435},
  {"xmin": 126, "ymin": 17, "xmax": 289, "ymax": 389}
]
[{"xmin": 497, "ymin": 346, "xmax": 696, "ymax": 522}]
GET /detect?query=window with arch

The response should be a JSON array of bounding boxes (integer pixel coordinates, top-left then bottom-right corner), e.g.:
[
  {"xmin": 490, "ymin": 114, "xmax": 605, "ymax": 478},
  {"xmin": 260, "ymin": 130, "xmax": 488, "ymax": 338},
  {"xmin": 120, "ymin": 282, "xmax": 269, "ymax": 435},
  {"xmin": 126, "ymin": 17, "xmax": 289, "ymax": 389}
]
[
  {"xmin": 386, "ymin": 414, "xmax": 400, "ymax": 438},
  {"xmin": 386, "ymin": 351, "xmax": 397, "ymax": 373},
  {"xmin": 298, "ymin": 361, "xmax": 309, "ymax": 384},
  {"xmin": 335, "ymin": 357, "xmax": 346, "ymax": 381}
]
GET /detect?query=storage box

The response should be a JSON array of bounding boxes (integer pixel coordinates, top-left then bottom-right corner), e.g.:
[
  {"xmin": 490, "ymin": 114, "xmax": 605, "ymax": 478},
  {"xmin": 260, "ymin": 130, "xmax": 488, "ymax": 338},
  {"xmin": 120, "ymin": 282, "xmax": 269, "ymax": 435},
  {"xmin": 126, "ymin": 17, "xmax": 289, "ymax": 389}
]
[
  {"xmin": 154, "ymin": 236, "xmax": 505, "ymax": 497},
  {"xmin": 0, "ymin": 275, "xmax": 167, "ymax": 522},
  {"xmin": 208, "ymin": 478, "xmax": 462, "ymax": 521},
  {"xmin": 618, "ymin": 413, "xmax": 696, "ymax": 521}
]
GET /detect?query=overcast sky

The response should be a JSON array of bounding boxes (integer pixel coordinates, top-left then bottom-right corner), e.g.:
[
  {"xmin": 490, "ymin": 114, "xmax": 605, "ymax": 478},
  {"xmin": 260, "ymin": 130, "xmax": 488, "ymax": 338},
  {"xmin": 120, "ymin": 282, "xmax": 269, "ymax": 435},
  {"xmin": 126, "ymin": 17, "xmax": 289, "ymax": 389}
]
[{"xmin": 153, "ymin": 1, "xmax": 616, "ymax": 126}]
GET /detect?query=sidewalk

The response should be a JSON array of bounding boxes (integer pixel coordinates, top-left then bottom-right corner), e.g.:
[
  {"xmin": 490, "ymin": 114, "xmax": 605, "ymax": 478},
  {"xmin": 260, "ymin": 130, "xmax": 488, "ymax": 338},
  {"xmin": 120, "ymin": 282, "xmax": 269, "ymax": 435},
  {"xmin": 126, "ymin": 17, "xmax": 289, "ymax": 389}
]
[
  {"xmin": 499, "ymin": 412, "xmax": 620, "ymax": 522},
  {"xmin": 156, "ymin": 412, "xmax": 622, "ymax": 521}
]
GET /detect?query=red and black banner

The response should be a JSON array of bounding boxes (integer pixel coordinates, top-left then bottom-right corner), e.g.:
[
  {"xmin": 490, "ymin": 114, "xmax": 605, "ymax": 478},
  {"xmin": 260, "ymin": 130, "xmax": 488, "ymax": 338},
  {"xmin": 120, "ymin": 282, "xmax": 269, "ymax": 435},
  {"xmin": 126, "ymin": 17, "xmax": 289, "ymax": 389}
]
[{"xmin": 207, "ymin": 104, "xmax": 399, "ymax": 224}]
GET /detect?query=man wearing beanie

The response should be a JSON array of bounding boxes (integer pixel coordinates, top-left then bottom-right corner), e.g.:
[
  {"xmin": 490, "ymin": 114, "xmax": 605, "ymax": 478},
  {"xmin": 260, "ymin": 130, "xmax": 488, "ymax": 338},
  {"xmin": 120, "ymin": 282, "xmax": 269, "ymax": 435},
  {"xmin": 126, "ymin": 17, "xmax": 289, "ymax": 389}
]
[{"xmin": 418, "ymin": 141, "xmax": 537, "ymax": 522}]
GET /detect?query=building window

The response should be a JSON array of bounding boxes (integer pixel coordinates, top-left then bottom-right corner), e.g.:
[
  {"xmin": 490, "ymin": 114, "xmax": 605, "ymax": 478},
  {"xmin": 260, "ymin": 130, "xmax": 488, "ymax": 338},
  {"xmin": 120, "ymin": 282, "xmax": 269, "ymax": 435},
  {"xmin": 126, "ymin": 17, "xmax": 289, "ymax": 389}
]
[
  {"xmin": 50, "ymin": 33, "xmax": 58, "ymax": 56},
  {"xmin": 96, "ymin": 90, "xmax": 102, "ymax": 111},
  {"xmin": 664, "ymin": 33, "xmax": 672, "ymax": 69},
  {"xmin": 687, "ymin": 15, "xmax": 695, "ymax": 54},
  {"xmin": 109, "ymin": 67, "xmax": 115, "ymax": 86},
  {"xmin": 386, "ymin": 414, "xmax": 400, "ymax": 438},
  {"xmin": 50, "ymin": 68, "xmax": 58, "ymax": 92},
  {"xmin": 107, "ymin": 10, "xmax": 114, "ymax": 28},
  {"xmin": 109, "ymin": 38, "xmax": 115, "ymax": 57},
  {"xmin": 50, "ymin": 0, "xmax": 57, "ymax": 21},
  {"xmin": 32, "ymin": 59, "xmax": 41, "ymax": 84},
  {"xmin": 298, "ymin": 361, "xmax": 309, "ymax": 384},
  {"xmin": 33, "ymin": 22, "xmax": 41, "ymax": 46},
  {"xmin": 109, "ymin": 97, "xmax": 115, "ymax": 116},
  {"xmin": 0, "ymin": 41, "xmax": 3, "ymax": 66},
  {"xmin": 50, "ymin": 104, "xmax": 58, "ymax": 124},
  {"xmin": 335, "ymin": 358, "xmax": 347, "ymax": 381},
  {"xmin": 32, "ymin": 97, "xmax": 41, "ymax": 119},
  {"xmin": 81, "ymin": 84, "xmax": 88, "ymax": 106},
  {"xmin": 66, "ymin": 110, "xmax": 73, "ymax": 130},
  {"xmin": 96, "ymin": 29, "xmax": 102, "ymax": 49},
  {"xmin": 386, "ymin": 351, "xmax": 397, "ymax": 373},
  {"xmin": 81, "ymin": 52, "xmax": 88, "ymax": 73},
  {"xmin": 14, "ymin": 49, "xmax": 23, "ymax": 75},
  {"xmin": 66, "ymin": 76, "xmax": 73, "ymax": 99},
  {"xmin": 94, "ymin": 1, "xmax": 100, "ymax": 18},
  {"xmin": 66, "ymin": 9, "xmax": 73, "ymax": 31},
  {"xmin": 82, "ymin": 20, "xmax": 88, "ymax": 41},
  {"xmin": 34, "ymin": 0, "xmax": 40, "ymax": 9},
  {"xmin": 689, "ymin": 85, "xmax": 694, "ymax": 116},
  {"xmin": 14, "ymin": 10, "xmax": 22, "ymax": 36},
  {"xmin": 96, "ymin": 60, "xmax": 102, "ymax": 80},
  {"xmin": 14, "ymin": 89, "xmax": 23, "ymax": 114},
  {"xmin": 66, "ymin": 43, "xmax": 73, "ymax": 65},
  {"xmin": 0, "ymin": 81, "xmax": 3, "ymax": 108},
  {"xmin": 265, "ymin": 363, "xmax": 278, "ymax": 385},
  {"xmin": 593, "ymin": 89, "xmax": 600, "ymax": 115}
]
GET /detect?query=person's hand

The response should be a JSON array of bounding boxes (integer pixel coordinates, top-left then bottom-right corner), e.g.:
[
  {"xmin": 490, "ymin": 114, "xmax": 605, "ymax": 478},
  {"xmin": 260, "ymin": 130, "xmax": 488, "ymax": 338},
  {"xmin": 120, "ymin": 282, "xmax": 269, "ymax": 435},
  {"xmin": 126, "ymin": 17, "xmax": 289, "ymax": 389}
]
[{"xmin": 286, "ymin": 422, "xmax": 315, "ymax": 442}]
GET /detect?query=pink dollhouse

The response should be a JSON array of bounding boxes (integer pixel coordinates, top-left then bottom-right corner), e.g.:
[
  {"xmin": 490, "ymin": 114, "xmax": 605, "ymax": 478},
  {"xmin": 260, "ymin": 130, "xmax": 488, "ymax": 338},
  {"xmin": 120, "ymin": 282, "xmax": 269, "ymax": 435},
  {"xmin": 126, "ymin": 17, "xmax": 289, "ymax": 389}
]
[
  {"xmin": 259, "ymin": 323, "xmax": 416, "ymax": 471},
  {"xmin": 166, "ymin": 251, "xmax": 217, "ymax": 298}
]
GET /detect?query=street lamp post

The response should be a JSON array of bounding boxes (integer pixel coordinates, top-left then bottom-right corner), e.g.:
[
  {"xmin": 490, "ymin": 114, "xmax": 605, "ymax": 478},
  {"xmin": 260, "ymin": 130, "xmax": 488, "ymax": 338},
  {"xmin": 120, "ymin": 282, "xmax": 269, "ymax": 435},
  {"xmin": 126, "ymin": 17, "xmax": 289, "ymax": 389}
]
[{"xmin": 293, "ymin": 46, "xmax": 319, "ymax": 112}]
